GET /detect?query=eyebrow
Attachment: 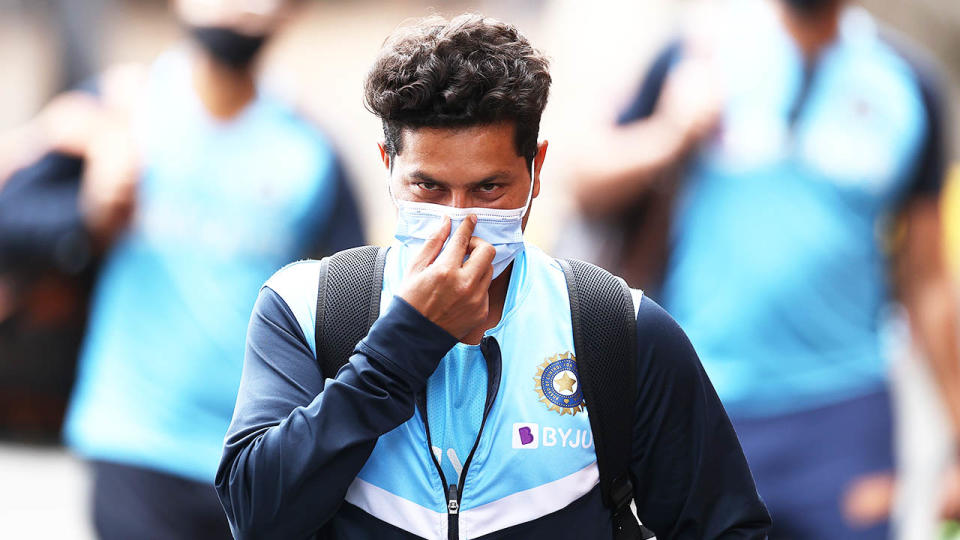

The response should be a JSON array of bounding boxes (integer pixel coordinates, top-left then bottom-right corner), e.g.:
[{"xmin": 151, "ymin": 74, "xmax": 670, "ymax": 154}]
[{"xmin": 410, "ymin": 170, "xmax": 512, "ymax": 188}]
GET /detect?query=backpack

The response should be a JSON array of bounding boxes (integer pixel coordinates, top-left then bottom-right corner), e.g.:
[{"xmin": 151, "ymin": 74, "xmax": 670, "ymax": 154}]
[{"xmin": 314, "ymin": 246, "xmax": 654, "ymax": 540}]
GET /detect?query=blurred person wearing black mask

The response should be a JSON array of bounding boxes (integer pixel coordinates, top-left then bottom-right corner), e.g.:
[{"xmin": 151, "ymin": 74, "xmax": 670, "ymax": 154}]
[
  {"xmin": 570, "ymin": 0, "xmax": 958, "ymax": 537},
  {"xmin": 0, "ymin": 0, "xmax": 364, "ymax": 537}
]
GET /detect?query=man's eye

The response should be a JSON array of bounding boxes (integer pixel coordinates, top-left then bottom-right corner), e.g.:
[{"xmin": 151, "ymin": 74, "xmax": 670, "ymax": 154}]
[
  {"xmin": 477, "ymin": 184, "xmax": 499, "ymax": 192},
  {"xmin": 417, "ymin": 182, "xmax": 440, "ymax": 191}
]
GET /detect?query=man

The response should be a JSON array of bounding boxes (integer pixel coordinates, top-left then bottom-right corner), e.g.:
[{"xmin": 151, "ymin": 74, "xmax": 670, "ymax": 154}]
[
  {"xmin": 0, "ymin": 0, "xmax": 364, "ymax": 537},
  {"xmin": 571, "ymin": 0, "xmax": 959, "ymax": 537},
  {"xmin": 217, "ymin": 14, "xmax": 770, "ymax": 539}
]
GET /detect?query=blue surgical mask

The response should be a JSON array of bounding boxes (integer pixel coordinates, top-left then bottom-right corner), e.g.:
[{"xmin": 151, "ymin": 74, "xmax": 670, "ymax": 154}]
[{"xmin": 392, "ymin": 163, "xmax": 535, "ymax": 279}]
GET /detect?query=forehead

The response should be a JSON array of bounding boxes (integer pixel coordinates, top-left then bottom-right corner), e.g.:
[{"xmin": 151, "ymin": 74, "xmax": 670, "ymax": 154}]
[
  {"xmin": 174, "ymin": 0, "xmax": 289, "ymax": 31},
  {"xmin": 396, "ymin": 122, "xmax": 524, "ymax": 175}
]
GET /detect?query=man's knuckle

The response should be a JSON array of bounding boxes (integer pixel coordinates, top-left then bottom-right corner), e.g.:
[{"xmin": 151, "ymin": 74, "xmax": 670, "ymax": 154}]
[{"xmin": 456, "ymin": 281, "xmax": 473, "ymax": 296}]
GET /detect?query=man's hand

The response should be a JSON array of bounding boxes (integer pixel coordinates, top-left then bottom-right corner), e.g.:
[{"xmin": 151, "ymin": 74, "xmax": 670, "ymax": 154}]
[
  {"xmin": 941, "ymin": 462, "xmax": 960, "ymax": 519},
  {"xmin": 842, "ymin": 463, "xmax": 960, "ymax": 526},
  {"xmin": 79, "ymin": 116, "xmax": 140, "ymax": 246},
  {"xmin": 657, "ymin": 58, "xmax": 723, "ymax": 150},
  {"xmin": 842, "ymin": 472, "xmax": 895, "ymax": 528},
  {"xmin": 398, "ymin": 215, "xmax": 496, "ymax": 340},
  {"xmin": 569, "ymin": 53, "xmax": 723, "ymax": 218},
  {"xmin": 0, "ymin": 92, "xmax": 102, "ymax": 189}
]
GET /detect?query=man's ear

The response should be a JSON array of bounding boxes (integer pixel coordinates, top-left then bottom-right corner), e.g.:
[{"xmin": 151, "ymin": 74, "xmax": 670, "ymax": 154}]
[
  {"xmin": 378, "ymin": 142, "xmax": 391, "ymax": 171},
  {"xmin": 532, "ymin": 140, "xmax": 548, "ymax": 199}
]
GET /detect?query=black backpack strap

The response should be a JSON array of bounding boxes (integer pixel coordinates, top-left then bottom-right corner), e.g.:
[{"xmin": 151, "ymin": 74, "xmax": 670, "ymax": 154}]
[
  {"xmin": 314, "ymin": 246, "xmax": 388, "ymax": 378},
  {"xmin": 558, "ymin": 258, "xmax": 653, "ymax": 540}
]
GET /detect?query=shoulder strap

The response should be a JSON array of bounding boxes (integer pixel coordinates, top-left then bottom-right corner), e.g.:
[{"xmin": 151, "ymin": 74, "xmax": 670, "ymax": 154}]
[
  {"xmin": 314, "ymin": 246, "xmax": 388, "ymax": 378},
  {"xmin": 557, "ymin": 258, "xmax": 652, "ymax": 540}
]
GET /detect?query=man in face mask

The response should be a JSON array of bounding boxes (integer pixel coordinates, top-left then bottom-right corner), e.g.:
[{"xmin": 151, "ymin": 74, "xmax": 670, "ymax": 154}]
[
  {"xmin": 0, "ymin": 0, "xmax": 365, "ymax": 537},
  {"xmin": 217, "ymin": 14, "xmax": 770, "ymax": 539}
]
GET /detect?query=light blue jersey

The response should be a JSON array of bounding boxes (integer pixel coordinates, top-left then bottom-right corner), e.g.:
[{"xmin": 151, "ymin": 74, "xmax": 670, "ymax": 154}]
[
  {"xmin": 656, "ymin": 4, "xmax": 937, "ymax": 417},
  {"xmin": 267, "ymin": 245, "xmax": 604, "ymax": 538},
  {"xmin": 64, "ymin": 49, "xmax": 347, "ymax": 482},
  {"xmin": 363, "ymin": 244, "xmax": 599, "ymax": 538}
]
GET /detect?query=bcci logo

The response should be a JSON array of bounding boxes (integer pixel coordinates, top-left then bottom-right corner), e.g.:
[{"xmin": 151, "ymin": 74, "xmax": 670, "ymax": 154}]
[{"xmin": 534, "ymin": 352, "xmax": 585, "ymax": 416}]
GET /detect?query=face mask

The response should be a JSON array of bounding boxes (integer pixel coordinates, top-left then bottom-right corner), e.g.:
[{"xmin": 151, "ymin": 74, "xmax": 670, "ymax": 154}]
[
  {"xmin": 189, "ymin": 26, "xmax": 268, "ymax": 70},
  {"xmin": 782, "ymin": 0, "xmax": 837, "ymax": 14},
  {"xmin": 392, "ymin": 162, "xmax": 535, "ymax": 280}
]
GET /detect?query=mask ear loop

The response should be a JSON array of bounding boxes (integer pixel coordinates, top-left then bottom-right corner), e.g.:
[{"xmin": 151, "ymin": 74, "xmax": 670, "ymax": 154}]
[
  {"xmin": 522, "ymin": 158, "xmax": 537, "ymax": 212},
  {"xmin": 386, "ymin": 162, "xmax": 401, "ymax": 209}
]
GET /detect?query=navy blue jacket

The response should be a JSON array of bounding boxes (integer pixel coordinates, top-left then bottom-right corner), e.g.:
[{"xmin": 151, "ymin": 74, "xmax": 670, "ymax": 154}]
[{"xmin": 217, "ymin": 282, "xmax": 771, "ymax": 539}]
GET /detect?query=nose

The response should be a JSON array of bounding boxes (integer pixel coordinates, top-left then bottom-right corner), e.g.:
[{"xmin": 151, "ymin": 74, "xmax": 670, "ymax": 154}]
[{"xmin": 448, "ymin": 191, "xmax": 472, "ymax": 209}]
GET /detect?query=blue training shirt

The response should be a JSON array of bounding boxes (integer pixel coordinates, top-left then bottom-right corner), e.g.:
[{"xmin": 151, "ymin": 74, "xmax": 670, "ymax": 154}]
[
  {"xmin": 619, "ymin": 2, "xmax": 946, "ymax": 418},
  {"xmin": 63, "ymin": 48, "xmax": 362, "ymax": 483}
]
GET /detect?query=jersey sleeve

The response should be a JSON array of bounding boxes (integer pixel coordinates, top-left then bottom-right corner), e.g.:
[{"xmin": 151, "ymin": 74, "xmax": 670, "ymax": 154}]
[
  {"xmin": 879, "ymin": 34, "xmax": 950, "ymax": 202},
  {"xmin": 903, "ymin": 59, "xmax": 948, "ymax": 200},
  {"xmin": 629, "ymin": 296, "xmax": 771, "ymax": 538},
  {"xmin": 216, "ymin": 285, "xmax": 457, "ymax": 539},
  {"xmin": 616, "ymin": 40, "xmax": 683, "ymax": 126}
]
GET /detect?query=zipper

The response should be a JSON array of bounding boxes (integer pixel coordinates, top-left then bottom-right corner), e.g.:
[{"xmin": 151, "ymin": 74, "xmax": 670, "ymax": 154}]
[
  {"xmin": 417, "ymin": 394, "xmax": 454, "ymax": 538},
  {"xmin": 418, "ymin": 335, "xmax": 502, "ymax": 540},
  {"xmin": 447, "ymin": 484, "xmax": 460, "ymax": 539}
]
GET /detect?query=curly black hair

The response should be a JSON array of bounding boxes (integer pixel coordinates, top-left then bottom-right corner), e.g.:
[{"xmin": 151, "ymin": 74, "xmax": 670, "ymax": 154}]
[{"xmin": 364, "ymin": 14, "xmax": 551, "ymax": 166}]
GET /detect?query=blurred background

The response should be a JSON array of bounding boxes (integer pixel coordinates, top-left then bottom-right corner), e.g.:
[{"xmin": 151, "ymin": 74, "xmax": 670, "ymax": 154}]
[{"xmin": 1, "ymin": 0, "xmax": 959, "ymax": 538}]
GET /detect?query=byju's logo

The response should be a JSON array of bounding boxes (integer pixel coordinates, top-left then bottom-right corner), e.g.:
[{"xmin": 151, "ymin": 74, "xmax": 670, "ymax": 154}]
[
  {"xmin": 509, "ymin": 423, "xmax": 594, "ymax": 450},
  {"xmin": 512, "ymin": 423, "xmax": 539, "ymax": 449}
]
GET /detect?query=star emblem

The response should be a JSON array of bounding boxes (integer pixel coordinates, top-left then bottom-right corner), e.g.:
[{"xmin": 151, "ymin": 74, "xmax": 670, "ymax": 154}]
[
  {"xmin": 534, "ymin": 352, "xmax": 585, "ymax": 416},
  {"xmin": 554, "ymin": 371, "xmax": 577, "ymax": 393}
]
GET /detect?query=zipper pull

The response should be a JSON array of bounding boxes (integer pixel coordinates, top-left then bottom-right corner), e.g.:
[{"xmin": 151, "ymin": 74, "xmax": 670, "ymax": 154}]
[{"xmin": 447, "ymin": 484, "xmax": 459, "ymax": 515}]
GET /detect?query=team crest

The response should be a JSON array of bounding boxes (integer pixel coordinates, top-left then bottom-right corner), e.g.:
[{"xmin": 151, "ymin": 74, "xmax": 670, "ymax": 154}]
[{"xmin": 534, "ymin": 352, "xmax": 585, "ymax": 416}]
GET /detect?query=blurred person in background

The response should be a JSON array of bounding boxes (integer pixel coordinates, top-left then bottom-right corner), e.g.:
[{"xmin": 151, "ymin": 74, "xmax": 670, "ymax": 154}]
[
  {"xmin": 0, "ymin": 0, "xmax": 364, "ymax": 537},
  {"xmin": 570, "ymin": 0, "xmax": 958, "ymax": 537}
]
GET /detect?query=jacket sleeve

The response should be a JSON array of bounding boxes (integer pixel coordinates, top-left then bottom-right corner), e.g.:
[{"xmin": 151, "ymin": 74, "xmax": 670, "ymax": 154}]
[
  {"xmin": 216, "ymin": 286, "xmax": 457, "ymax": 539},
  {"xmin": 629, "ymin": 296, "xmax": 771, "ymax": 538}
]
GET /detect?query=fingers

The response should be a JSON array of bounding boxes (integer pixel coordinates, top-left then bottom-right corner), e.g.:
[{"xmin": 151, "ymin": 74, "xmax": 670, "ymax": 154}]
[
  {"xmin": 478, "ymin": 259, "xmax": 494, "ymax": 289},
  {"xmin": 411, "ymin": 216, "xmax": 451, "ymax": 270},
  {"xmin": 462, "ymin": 237, "xmax": 495, "ymax": 281},
  {"xmin": 436, "ymin": 215, "xmax": 477, "ymax": 265}
]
